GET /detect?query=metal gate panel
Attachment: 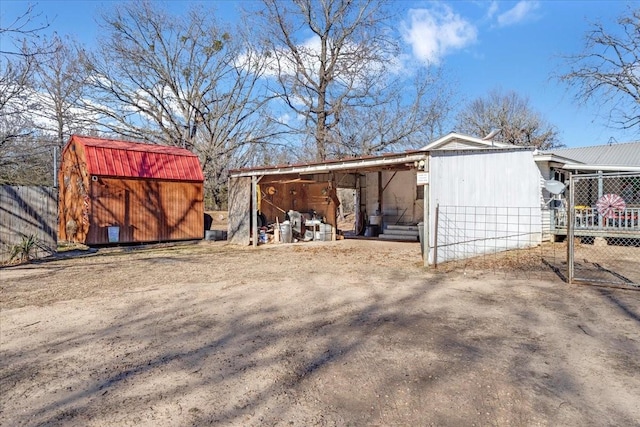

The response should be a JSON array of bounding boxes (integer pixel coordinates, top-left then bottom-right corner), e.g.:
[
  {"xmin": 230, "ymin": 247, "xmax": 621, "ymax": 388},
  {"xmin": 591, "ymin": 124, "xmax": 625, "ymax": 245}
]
[{"xmin": 568, "ymin": 172, "xmax": 640, "ymax": 289}]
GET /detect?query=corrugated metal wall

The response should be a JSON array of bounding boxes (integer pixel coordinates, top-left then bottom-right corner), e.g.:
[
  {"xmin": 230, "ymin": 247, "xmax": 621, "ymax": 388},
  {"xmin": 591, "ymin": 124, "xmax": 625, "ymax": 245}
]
[
  {"xmin": 1, "ymin": 186, "xmax": 57, "ymax": 262},
  {"xmin": 429, "ymin": 149, "xmax": 543, "ymax": 263},
  {"xmin": 430, "ymin": 149, "xmax": 541, "ymax": 209}
]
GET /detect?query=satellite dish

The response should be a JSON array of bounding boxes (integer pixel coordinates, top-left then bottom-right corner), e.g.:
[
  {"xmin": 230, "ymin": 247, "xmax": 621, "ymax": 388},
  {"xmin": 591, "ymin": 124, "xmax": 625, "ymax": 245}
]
[
  {"xmin": 544, "ymin": 179, "xmax": 566, "ymax": 195},
  {"xmin": 482, "ymin": 129, "xmax": 502, "ymax": 140}
]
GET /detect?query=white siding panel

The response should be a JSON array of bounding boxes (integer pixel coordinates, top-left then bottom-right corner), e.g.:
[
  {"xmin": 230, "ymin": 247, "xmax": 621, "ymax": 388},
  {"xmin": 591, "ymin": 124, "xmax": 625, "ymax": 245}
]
[
  {"xmin": 364, "ymin": 170, "xmax": 419, "ymax": 228},
  {"xmin": 381, "ymin": 170, "xmax": 418, "ymax": 225},
  {"xmin": 429, "ymin": 149, "xmax": 542, "ymax": 263},
  {"xmin": 430, "ymin": 150, "xmax": 540, "ymax": 208}
]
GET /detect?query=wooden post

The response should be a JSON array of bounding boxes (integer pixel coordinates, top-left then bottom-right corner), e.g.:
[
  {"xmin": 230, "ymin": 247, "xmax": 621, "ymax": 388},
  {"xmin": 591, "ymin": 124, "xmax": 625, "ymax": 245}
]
[
  {"xmin": 423, "ymin": 156, "xmax": 430, "ymax": 268},
  {"xmin": 252, "ymin": 175, "xmax": 258, "ymax": 247}
]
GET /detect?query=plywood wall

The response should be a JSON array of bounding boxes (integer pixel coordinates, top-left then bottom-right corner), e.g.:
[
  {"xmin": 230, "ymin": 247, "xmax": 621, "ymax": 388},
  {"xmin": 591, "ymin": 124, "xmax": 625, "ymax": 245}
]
[
  {"xmin": 259, "ymin": 181, "xmax": 338, "ymax": 228},
  {"xmin": 228, "ymin": 176, "xmax": 251, "ymax": 245}
]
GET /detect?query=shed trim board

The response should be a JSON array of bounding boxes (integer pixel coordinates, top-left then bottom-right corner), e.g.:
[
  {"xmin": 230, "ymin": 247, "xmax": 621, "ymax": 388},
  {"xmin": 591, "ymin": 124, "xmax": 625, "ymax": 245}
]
[{"xmin": 420, "ymin": 132, "xmax": 513, "ymax": 151}]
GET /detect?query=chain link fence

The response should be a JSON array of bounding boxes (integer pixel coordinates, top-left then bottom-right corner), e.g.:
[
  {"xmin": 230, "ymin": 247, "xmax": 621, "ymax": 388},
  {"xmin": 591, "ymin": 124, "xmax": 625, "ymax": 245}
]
[{"xmin": 567, "ymin": 172, "xmax": 640, "ymax": 289}]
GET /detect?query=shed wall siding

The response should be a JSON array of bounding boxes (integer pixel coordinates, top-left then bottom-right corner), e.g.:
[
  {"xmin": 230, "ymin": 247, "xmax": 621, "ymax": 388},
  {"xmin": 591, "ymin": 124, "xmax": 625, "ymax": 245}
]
[
  {"xmin": 85, "ymin": 177, "xmax": 203, "ymax": 245},
  {"xmin": 430, "ymin": 150, "xmax": 541, "ymax": 208}
]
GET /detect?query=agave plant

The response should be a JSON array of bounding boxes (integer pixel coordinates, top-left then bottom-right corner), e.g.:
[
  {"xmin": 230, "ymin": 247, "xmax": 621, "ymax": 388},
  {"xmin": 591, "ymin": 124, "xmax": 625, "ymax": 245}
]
[{"xmin": 9, "ymin": 234, "xmax": 41, "ymax": 264}]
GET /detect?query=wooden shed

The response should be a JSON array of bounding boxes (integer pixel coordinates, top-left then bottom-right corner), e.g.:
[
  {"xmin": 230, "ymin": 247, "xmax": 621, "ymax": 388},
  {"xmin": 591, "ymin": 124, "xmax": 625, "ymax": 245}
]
[{"xmin": 58, "ymin": 135, "xmax": 204, "ymax": 245}]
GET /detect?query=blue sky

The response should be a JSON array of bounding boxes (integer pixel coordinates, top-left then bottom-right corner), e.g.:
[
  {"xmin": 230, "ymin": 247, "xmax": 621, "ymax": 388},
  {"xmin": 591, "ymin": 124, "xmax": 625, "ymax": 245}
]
[{"xmin": 2, "ymin": 0, "xmax": 637, "ymax": 148}]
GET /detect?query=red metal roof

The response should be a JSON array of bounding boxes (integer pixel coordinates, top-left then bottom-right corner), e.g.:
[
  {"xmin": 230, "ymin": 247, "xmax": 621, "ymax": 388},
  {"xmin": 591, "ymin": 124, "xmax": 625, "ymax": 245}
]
[{"xmin": 69, "ymin": 135, "xmax": 204, "ymax": 181}]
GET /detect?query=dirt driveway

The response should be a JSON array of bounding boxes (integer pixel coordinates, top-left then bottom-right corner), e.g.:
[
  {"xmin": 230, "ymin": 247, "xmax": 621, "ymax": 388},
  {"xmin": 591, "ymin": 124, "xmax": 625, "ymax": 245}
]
[{"xmin": 1, "ymin": 240, "xmax": 639, "ymax": 426}]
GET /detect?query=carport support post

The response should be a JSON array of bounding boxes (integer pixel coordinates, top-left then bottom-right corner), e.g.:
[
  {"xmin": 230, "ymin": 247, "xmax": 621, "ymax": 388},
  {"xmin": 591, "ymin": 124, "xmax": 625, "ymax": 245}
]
[
  {"xmin": 567, "ymin": 173, "xmax": 574, "ymax": 284},
  {"xmin": 252, "ymin": 175, "xmax": 258, "ymax": 247},
  {"xmin": 423, "ymin": 156, "xmax": 430, "ymax": 268}
]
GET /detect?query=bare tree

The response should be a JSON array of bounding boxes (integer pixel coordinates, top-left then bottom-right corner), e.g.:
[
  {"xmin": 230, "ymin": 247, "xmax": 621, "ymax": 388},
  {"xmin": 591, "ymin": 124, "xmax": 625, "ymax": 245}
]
[
  {"xmin": 0, "ymin": 4, "xmax": 57, "ymax": 184},
  {"xmin": 258, "ymin": 0, "xmax": 451, "ymax": 161},
  {"xmin": 1, "ymin": 4, "xmax": 50, "ymax": 144},
  {"xmin": 559, "ymin": 7, "xmax": 640, "ymax": 131},
  {"xmin": 454, "ymin": 89, "xmax": 561, "ymax": 149},
  {"xmin": 80, "ymin": 1, "xmax": 276, "ymax": 208},
  {"xmin": 332, "ymin": 68, "xmax": 455, "ymax": 157},
  {"xmin": 32, "ymin": 34, "xmax": 92, "ymax": 149},
  {"xmin": 0, "ymin": 50, "xmax": 36, "ymax": 145},
  {"xmin": 0, "ymin": 4, "xmax": 54, "ymax": 58}
]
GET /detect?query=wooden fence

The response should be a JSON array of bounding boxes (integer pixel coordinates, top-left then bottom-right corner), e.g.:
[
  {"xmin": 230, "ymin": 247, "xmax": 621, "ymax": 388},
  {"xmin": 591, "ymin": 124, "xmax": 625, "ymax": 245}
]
[{"xmin": 0, "ymin": 186, "xmax": 57, "ymax": 263}]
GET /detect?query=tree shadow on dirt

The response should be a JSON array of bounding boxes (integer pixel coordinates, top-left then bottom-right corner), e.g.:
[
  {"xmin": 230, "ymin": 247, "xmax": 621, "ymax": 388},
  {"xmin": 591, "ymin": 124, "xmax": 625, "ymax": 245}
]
[{"xmin": 2, "ymin": 246, "xmax": 640, "ymax": 426}]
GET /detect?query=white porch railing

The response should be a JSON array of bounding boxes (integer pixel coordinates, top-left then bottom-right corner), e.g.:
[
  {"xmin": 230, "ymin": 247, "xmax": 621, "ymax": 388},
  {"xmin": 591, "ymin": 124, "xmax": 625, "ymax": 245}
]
[{"xmin": 551, "ymin": 207, "xmax": 640, "ymax": 232}]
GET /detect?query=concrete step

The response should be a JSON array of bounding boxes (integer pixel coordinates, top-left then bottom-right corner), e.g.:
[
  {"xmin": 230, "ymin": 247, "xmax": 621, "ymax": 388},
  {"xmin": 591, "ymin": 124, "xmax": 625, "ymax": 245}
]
[
  {"xmin": 386, "ymin": 224, "xmax": 419, "ymax": 232},
  {"xmin": 380, "ymin": 229, "xmax": 419, "ymax": 237},
  {"xmin": 378, "ymin": 233, "xmax": 419, "ymax": 241}
]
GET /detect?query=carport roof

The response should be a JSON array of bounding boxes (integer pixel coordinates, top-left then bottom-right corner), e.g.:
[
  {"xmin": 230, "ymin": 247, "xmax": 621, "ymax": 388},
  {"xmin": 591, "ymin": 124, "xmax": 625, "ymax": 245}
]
[
  {"xmin": 230, "ymin": 136, "xmax": 532, "ymax": 178},
  {"xmin": 229, "ymin": 150, "xmax": 429, "ymax": 177}
]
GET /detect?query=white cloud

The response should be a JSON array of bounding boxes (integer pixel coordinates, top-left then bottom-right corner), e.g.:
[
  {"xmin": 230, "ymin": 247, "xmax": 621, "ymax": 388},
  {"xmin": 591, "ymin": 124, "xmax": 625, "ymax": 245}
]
[
  {"xmin": 487, "ymin": 1, "xmax": 499, "ymax": 19},
  {"xmin": 402, "ymin": 5, "xmax": 477, "ymax": 65},
  {"xmin": 497, "ymin": 1, "xmax": 540, "ymax": 27}
]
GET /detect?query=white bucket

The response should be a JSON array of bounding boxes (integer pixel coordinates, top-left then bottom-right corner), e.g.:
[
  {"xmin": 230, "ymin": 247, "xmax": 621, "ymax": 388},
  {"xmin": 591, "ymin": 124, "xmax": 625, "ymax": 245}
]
[
  {"xmin": 107, "ymin": 226, "xmax": 120, "ymax": 243},
  {"xmin": 369, "ymin": 215, "xmax": 382, "ymax": 225}
]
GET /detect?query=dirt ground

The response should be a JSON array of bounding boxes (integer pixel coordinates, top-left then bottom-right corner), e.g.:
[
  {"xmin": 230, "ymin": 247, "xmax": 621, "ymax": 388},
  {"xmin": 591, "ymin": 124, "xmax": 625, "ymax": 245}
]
[{"xmin": 1, "ymin": 239, "xmax": 639, "ymax": 426}]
